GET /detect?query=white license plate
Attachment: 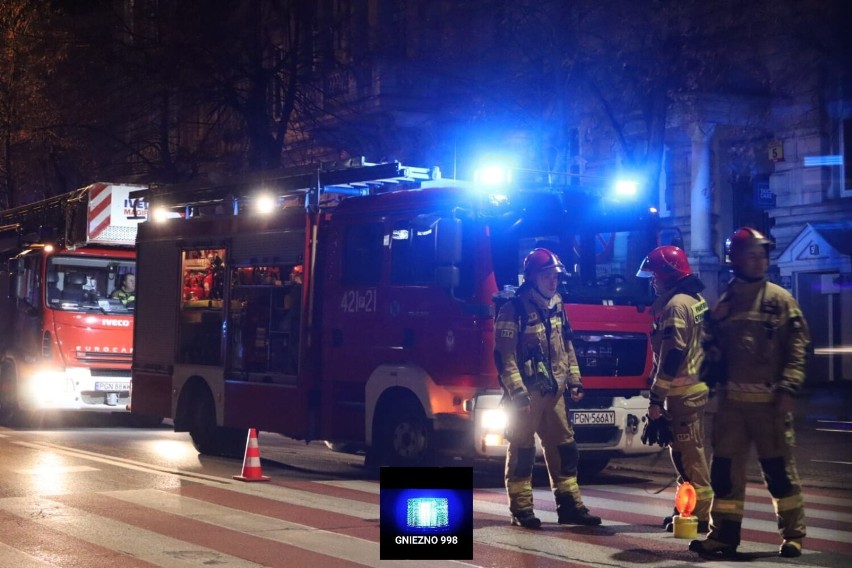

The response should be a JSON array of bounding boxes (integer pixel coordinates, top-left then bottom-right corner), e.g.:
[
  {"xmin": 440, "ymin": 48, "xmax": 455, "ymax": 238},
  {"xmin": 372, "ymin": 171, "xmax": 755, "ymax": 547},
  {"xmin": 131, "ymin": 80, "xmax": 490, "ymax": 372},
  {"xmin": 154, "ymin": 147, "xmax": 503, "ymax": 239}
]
[
  {"xmin": 94, "ymin": 382, "xmax": 129, "ymax": 392},
  {"xmin": 571, "ymin": 411, "xmax": 616, "ymax": 425}
]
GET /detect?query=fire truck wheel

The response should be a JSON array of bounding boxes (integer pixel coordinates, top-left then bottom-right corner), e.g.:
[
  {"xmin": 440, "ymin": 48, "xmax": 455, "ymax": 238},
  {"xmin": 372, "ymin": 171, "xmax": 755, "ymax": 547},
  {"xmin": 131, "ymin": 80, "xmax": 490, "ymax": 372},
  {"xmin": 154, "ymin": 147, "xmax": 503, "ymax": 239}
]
[
  {"xmin": 381, "ymin": 399, "xmax": 434, "ymax": 466},
  {"xmin": 187, "ymin": 387, "xmax": 244, "ymax": 457}
]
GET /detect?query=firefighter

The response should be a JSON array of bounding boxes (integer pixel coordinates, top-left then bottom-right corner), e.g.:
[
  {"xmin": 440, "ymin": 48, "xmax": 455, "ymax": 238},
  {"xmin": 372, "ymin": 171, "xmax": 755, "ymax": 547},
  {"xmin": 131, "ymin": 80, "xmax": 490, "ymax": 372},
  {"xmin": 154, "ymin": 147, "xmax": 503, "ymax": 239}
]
[
  {"xmin": 690, "ymin": 227, "xmax": 810, "ymax": 559},
  {"xmin": 494, "ymin": 248, "xmax": 602, "ymax": 529},
  {"xmin": 111, "ymin": 273, "xmax": 136, "ymax": 305},
  {"xmin": 636, "ymin": 246, "xmax": 712, "ymax": 533}
]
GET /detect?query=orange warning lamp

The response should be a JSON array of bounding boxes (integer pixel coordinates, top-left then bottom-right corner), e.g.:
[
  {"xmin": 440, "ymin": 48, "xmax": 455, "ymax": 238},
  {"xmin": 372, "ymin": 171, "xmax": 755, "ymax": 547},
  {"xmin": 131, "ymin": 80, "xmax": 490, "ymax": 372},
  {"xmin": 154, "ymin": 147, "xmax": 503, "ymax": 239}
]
[{"xmin": 675, "ymin": 482, "xmax": 697, "ymax": 516}]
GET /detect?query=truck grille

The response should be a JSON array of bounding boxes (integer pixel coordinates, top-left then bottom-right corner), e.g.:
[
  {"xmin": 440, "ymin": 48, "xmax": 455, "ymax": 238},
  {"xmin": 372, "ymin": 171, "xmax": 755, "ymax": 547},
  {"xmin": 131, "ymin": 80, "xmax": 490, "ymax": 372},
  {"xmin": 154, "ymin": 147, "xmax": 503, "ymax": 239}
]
[
  {"xmin": 572, "ymin": 333, "xmax": 646, "ymax": 377},
  {"xmin": 76, "ymin": 352, "xmax": 133, "ymax": 365},
  {"xmin": 89, "ymin": 369, "xmax": 131, "ymax": 378}
]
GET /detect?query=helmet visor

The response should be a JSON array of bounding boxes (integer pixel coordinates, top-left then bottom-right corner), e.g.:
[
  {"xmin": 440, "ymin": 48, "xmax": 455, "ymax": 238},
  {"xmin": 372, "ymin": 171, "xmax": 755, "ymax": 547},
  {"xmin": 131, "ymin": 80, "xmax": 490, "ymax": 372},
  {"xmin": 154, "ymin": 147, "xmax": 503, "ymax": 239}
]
[{"xmin": 636, "ymin": 256, "xmax": 654, "ymax": 278}]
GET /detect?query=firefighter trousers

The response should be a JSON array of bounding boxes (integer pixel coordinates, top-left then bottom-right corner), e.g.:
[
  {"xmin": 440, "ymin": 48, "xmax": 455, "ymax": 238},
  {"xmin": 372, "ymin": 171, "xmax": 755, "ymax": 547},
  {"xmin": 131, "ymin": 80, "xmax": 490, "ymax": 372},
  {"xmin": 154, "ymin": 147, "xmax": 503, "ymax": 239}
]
[
  {"xmin": 505, "ymin": 389, "xmax": 585, "ymax": 515},
  {"xmin": 708, "ymin": 399, "xmax": 805, "ymax": 546},
  {"xmin": 666, "ymin": 382, "xmax": 712, "ymax": 522}
]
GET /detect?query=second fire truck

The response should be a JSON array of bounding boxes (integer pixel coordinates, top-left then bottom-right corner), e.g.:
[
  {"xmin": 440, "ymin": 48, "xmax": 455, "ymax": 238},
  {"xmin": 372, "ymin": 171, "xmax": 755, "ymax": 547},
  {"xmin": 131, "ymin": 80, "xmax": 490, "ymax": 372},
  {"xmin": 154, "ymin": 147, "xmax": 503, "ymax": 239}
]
[
  {"xmin": 0, "ymin": 183, "xmax": 147, "ymax": 423},
  {"xmin": 130, "ymin": 161, "xmax": 667, "ymax": 471}
]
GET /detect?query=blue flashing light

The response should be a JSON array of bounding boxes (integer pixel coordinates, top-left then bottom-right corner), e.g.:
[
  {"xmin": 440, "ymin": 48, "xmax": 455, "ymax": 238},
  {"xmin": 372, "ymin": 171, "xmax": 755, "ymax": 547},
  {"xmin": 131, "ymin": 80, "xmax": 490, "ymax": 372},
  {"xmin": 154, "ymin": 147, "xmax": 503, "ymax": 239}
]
[
  {"xmin": 613, "ymin": 179, "xmax": 639, "ymax": 198},
  {"xmin": 406, "ymin": 497, "xmax": 449, "ymax": 529},
  {"xmin": 474, "ymin": 165, "xmax": 512, "ymax": 186}
]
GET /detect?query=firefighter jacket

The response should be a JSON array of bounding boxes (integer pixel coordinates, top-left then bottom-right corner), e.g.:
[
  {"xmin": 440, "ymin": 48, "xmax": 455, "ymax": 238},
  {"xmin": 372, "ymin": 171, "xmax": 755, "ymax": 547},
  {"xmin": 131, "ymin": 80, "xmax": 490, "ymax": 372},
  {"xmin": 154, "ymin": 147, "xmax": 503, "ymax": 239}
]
[
  {"xmin": 494, "ymin": 288, "xmax": 582, "ymax": 399},
  {"xmin": 112, "ymin": 289, "xmax": 135, "ymax": 305},
  {"xmin": 648, "ymin": 283, "xmax": 708, "ymax": 405},
  {"xmin": 706, "ymin": 277, "xmax": 810, "ymax": 401}
]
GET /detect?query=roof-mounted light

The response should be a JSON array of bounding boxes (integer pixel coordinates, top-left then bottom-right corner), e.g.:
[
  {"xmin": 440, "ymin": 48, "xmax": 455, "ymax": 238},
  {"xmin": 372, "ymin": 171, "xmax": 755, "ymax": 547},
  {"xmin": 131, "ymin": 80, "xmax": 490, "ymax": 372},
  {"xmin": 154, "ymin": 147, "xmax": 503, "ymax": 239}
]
[
  {"xmin": 152, "ymin": 207, "xmax": 181, "ymax": 223},
  {"xmin": 474, "ymin": 165, "xmax": 512, "ymax": 186},
  {"xmin": 254, "ymin": 193, "xmax": 277, "ymax": 215},
  {"xmin": 613, "ymin": 179, "xmax": 639, "ymax": 199}
]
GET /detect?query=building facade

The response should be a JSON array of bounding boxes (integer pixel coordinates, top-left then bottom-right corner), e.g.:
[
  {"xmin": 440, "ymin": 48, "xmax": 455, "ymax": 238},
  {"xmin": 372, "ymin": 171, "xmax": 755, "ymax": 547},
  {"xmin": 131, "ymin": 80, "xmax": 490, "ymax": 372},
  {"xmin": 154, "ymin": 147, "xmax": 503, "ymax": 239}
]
[{"xmin": 287, "ymin": 1, "xmax": 852, "ymax": 382}]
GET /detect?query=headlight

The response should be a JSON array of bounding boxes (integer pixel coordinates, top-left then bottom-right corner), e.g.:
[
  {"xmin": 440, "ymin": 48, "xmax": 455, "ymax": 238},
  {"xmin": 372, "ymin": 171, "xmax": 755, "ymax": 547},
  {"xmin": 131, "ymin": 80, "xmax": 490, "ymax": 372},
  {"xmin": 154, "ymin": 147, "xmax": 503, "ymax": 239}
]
[
  {"xmin": 30, "ymin": 369, "xmax": 74, "ymax": 394},
  {"xmin": 480, "ymin": 408, "xmax": 508, "ymax": 431}
]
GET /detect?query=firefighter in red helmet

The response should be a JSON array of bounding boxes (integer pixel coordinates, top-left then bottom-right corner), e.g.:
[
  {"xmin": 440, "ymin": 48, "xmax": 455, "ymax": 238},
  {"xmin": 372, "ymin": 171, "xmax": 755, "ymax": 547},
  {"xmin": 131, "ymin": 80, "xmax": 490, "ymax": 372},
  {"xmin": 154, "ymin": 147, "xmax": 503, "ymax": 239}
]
[
  {"xmin": 691, "ymin": 228, "xmax": 810, "ymax": 558},
  {"xmin": 494, "ymin": 248, "xmax": 601, "ymax": 529},
  {"xmin": 636, "ymin": 245, "xmax": 712, "ymax": 533}
]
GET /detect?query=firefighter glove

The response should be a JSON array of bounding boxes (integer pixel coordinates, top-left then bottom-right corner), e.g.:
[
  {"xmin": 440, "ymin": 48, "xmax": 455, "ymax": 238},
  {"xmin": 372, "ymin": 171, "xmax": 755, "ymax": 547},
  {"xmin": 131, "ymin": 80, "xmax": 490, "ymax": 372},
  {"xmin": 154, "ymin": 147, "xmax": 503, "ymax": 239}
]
[{"xmin": 641, "ymin": 414, "xmax": 672, "ymax": 447}]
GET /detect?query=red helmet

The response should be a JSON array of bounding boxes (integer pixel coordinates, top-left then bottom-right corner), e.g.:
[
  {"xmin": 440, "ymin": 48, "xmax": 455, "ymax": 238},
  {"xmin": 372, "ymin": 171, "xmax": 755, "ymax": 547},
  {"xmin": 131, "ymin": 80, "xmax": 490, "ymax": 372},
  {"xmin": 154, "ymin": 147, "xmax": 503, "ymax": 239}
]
[
  {"xmin": 523, "ymin": 248, "xmax": 565, "ymax": 278},
  {"xmin": 726, "ymin": 227, "xmax": 773, "ymax": 263},
  {"xmin": 636, "ymin": 245, "xmax": 692, "ymax": 288}
]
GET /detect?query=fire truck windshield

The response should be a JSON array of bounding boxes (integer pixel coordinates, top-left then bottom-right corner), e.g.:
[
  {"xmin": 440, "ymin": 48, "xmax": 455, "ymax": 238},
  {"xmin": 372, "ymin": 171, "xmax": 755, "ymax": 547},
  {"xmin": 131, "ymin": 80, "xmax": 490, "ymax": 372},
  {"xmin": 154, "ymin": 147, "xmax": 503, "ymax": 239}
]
[
  {"xmin": 46, "ymin": 256, "xmax": 137, "ymax": 313},
  {"xmin": 486, "ymin": 192, "xmax": 659, "ymax": 306},
  {"xmin": 490, "ymin": 230, "xmax": 655, "ymax": 306}
]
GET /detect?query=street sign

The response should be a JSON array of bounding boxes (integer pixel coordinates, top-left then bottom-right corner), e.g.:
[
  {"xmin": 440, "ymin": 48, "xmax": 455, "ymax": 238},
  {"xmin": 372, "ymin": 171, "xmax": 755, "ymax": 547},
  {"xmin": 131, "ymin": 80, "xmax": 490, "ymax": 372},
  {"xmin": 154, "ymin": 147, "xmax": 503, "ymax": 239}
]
[
  {"xmin": 769, "ymin": 140, "xmax": 784, "ymax": 162},
  {"xmin": 754, "ymin": 180, "xmax": 776, "ymax": 209}
]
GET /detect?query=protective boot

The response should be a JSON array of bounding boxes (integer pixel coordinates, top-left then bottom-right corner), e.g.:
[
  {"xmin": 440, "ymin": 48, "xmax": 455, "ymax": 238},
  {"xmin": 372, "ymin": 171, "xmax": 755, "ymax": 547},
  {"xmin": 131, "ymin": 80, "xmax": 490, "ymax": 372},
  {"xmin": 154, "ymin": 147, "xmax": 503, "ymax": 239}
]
[
  {"xmin": 779, "ymin": 539, "xmax": 802, "ymax": 558},
  {"xmin": 689, "ymin": 537, "xmax": 737, "ymax": 557},
  {"xmin": 510, "ymin": 510, "xmax": 541, "ymax": 529},
  {"xmin": 556, "ymin": 495, "xmax": 602, "ymax": 526}
]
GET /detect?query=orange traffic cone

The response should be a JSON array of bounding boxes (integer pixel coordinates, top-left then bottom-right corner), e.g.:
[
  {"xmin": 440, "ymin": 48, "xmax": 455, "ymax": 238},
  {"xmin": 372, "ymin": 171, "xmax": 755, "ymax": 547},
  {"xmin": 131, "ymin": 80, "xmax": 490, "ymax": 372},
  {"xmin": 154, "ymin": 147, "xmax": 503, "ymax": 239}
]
[{"xmin": 233, "ymin": 428, "xmax": 270, "ymax": 482}]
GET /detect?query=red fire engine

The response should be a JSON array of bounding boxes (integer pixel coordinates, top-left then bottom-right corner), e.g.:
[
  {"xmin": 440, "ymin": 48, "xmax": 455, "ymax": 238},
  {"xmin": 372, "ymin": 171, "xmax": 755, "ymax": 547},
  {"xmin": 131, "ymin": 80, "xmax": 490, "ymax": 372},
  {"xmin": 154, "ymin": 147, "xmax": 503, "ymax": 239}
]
[
  {"xmin": 0, "ymin": 183, "xmax": 147, "ymax": 423},
  {"xmin": 130, "ymin": 161, "xmax": 666, "ymax": 471}
]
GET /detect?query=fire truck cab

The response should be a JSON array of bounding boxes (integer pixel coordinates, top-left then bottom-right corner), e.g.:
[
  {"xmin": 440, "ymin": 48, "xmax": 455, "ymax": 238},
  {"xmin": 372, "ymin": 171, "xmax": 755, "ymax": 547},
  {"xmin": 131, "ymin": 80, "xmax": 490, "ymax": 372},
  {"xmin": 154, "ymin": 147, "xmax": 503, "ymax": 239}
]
[
  {"xmin": 0, "ymin": 183, "xmax": 147, "ymax": 423},
  {"xmin": 131, "ymin": 161, "xmax": 666, "ymax": 469}
]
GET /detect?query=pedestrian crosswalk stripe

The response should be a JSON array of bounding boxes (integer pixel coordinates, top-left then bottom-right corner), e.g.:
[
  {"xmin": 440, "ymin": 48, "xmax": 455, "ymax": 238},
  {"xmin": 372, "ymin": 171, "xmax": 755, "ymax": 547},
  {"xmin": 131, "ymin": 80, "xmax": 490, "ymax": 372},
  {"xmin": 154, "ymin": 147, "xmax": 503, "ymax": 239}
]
[
  {"xmin": 0, "ymin": 541, "xmax": 55, "ymax": 568},
  {"xmin": 0, "ymin": 495, "xmax": 264, "ymax": 567},
  {"xmin": 0, "ymin": 460, "xmax": 849, "ymax": 564}
]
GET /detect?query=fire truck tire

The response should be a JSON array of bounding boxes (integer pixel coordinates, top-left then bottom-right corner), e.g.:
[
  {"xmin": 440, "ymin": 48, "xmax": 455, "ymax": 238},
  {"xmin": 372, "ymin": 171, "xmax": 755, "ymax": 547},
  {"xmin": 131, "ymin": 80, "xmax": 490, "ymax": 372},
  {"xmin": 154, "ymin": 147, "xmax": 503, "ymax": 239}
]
[
  {"xmin": 187, "ymin": 388, "xmax": 244, "ymax": 457},
  {"xmin": 380, "ymin": 398, "xmax": 434, "ymax": 466},
  {"xmin": 578, "ymin": 458, "xmax": 610, "ymax": 478}
]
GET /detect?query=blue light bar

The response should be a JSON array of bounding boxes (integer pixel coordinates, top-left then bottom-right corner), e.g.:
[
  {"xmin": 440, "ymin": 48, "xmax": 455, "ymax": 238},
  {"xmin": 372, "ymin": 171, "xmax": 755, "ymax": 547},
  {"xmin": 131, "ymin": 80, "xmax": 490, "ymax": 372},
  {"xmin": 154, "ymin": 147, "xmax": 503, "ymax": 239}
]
[{"xmin": 406, "ymin": 497, "xmax": 449, "ymax": 529}]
